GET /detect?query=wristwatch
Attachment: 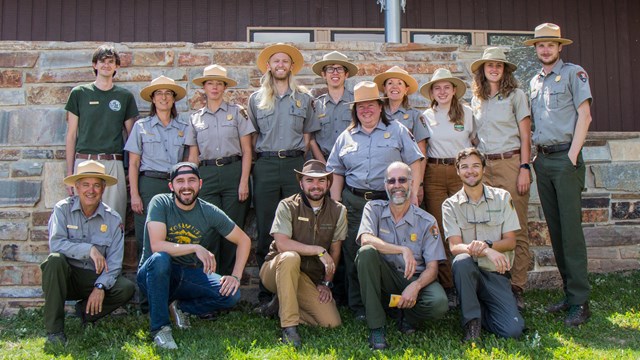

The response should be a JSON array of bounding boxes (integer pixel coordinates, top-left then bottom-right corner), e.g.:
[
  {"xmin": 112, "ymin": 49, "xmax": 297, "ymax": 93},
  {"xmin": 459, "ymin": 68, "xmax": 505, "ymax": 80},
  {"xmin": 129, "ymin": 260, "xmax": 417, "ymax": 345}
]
[
  {"xmin": 321, "ymin": 280, "xmax": 334, "ymax": 289},
  {"xmin": 484, "ymin": 240, "xmax": 493, "ymax": 248},
  {"xmin": 520, "ymin": 163, "xmax": 531, "ymax": 171},
  {"xmin": 94, "ymin": 283, "xmax": 105, "ymax": 290}
]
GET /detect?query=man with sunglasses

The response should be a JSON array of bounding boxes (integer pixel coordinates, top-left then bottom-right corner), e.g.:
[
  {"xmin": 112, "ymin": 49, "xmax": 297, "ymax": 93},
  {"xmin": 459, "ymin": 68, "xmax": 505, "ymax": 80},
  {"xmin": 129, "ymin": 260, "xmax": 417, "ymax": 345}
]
[
  {"xmin": 442, "ymin": 148, "xmax": 524, "ymax": 342},
  {"xmin": 355, "ymin": 162, "xmax": 448, "ymax": 350}
]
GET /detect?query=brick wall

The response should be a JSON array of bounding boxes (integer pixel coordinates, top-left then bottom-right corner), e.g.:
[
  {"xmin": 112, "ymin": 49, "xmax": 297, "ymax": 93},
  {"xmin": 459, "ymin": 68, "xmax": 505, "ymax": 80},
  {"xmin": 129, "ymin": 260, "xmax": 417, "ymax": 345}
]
[{"xmin": 0, "ymin": 41, "xmax": 638, "ymax": 315}]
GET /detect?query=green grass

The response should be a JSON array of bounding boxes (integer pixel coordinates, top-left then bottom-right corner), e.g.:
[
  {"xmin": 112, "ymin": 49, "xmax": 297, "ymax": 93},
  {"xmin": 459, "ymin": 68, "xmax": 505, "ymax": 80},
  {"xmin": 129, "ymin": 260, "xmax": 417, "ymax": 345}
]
[{"xmin": 1, "ymin": 271, "xmax": 639, "ymax": 359}]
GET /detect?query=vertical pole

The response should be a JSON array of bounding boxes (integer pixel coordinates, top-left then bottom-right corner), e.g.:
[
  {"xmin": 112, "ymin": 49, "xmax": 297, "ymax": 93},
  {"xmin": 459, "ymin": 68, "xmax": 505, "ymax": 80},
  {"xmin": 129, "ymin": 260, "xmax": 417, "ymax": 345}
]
[{"xmin": 384, "ymin": 0, "xmax": 401, "ymax": 43}]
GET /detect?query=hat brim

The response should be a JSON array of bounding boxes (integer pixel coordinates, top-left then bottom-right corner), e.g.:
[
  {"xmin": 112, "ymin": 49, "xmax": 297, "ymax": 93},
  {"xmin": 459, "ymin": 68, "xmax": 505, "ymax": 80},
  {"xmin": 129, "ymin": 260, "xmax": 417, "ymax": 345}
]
[
  {"xmin": 470, "ymin": 59, "xmax": 518, "ymax": 74},
  {"xmin": 192, "ymin": 75, "xmax": 238, "ymax": 88},
  {"xmin": 523, "ymin": 37, "xmax": 573, "ymax": 46},
  {"xmin": 420, "ymin": 77, "xmax": 467, "ymax": 101},
  {"xmin": 294, "ymin": 169, "xmax": 334, "ymax": 180},
  {"xmin": 257, "ymin": 44, "xmax": 304, "ymax": 75},
  {"xmin": 140, "ymin": 83, "xmax": 187, "ymax": 102},
  {"xmin": 311, "ymin": 60, "xmax": 358, "ymax": 77},
  {"xmin": 373, "ymin": 72, "xmax": 419, "ymax": 95},
  {"xmin": 63, "ymin": 173, "xmax": 118, "ymax": 187},
  {"xmin": 348, "ymin": 95, "xmax": 388, "ymax": 105}
]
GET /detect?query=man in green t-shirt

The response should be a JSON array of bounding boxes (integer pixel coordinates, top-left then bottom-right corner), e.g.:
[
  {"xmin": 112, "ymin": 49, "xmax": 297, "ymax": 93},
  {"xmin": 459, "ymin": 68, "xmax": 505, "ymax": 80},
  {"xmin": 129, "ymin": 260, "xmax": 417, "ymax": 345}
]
[
  {"xmin": 64, "ymin": 45, "xmax": 139, "ymax": 219},
  {"xmin": 137, "ymin": 162, "xmax": 251, "ymax": 350}
]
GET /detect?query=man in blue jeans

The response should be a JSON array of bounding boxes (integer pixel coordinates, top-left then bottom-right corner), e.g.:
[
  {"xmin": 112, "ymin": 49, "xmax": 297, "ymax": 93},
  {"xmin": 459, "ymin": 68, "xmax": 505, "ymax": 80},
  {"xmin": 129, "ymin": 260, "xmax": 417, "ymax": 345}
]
[{"xmin": 137, "ymin": 162, "xmax": 251, "ymax": 349}]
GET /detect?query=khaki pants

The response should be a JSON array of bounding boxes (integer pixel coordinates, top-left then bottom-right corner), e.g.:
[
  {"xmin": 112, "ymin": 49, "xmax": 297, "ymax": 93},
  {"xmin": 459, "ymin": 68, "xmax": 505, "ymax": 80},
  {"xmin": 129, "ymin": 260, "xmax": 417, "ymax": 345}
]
[{"xmin": 260, "ymin": 251, "xmax": 341, "ymax": 328}]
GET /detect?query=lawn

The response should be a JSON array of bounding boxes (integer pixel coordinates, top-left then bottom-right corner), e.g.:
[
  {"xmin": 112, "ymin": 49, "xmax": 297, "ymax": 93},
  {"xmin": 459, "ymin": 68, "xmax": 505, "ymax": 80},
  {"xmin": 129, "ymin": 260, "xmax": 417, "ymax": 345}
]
[{"xmin": 1, "ymin": 270, "xmax": 638, "ymax": 359}]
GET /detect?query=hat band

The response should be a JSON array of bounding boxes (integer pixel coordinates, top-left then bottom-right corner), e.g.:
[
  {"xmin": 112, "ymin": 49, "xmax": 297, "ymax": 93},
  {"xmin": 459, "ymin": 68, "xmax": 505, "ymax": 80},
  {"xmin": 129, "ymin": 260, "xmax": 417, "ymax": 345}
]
[{"xmin": 534, "ymin": 35, "xmax": 562, "ymax": 39}]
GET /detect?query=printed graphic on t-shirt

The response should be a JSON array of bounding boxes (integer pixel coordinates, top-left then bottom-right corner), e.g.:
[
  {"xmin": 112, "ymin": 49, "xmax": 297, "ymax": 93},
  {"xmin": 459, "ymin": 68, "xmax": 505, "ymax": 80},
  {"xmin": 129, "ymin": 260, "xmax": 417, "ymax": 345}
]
[
  {"xmin": 167, "ymin": 223, "xmax": 202, "ymax": 244},
  {"xmin": 109, "ymin": 100, "xmax": 122, "ymax": 112}
]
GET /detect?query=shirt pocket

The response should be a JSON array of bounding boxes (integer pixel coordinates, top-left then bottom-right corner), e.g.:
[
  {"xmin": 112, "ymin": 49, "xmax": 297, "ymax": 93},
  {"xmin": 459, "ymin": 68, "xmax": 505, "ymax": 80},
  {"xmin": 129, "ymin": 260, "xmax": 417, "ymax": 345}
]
[
  {"xmin": 193, "ymin": 122, "xmax": 211, "ymax": 149},
  {"xmin": 546, "ymin": 83, "xmax": 567, "ymax": 109},
  {"xmin": 90, "ymin": 234, "xmax": 113, "ymax": 248},
  {"xmin": 289, "ymin": 104, "xmax": 307, "ymax": 133},
  {"xmin": 256, "ymin": 108, "xmax": 275, "ymax": 133},
  {"xmin": 374, "ymin": 138, "xmax": 402, "ymax": 163},
  {"xmin": 141, "ymin": 133, "xmax": 164, "ymax": 155}
]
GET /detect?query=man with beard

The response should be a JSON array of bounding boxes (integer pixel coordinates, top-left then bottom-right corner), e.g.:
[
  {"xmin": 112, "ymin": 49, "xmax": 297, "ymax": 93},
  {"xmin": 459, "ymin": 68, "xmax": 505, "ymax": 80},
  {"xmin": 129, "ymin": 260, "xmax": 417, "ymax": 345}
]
[
  {"xmin": 355, "ymin": 162, "xmax": 448, "ymax": 350},
  {"xmin": 258, "ymin": 160, "xmax": 346, "ymax": 347},
  {"xmin": 442, "ymin": 148, "xmax": 524, "ymax": 342},
  {"xmin": 525, "ymin": 23, "xmax": 593, "ymax": 326},
  {"xmin": 137, "ymin": 162, "xmax": 251, "ymax": 350}
]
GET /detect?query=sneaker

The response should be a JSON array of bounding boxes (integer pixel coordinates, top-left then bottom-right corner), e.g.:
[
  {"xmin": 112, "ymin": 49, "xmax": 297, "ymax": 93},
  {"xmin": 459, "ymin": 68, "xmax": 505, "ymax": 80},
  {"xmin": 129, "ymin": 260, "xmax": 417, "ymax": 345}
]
[
  {"xmin": 281, "ymin": 326, "xmax": 302, "ymax": 347},
  {"xmin": 546, "ymin": 298, "xmax": 569, "ymax": 313},
  {"xmin": 445, "ymin": 287, "xmax": 458, "ymax": 309},
  {"xmin": 462, "ymin": 318, "xmax": 481, "ymax": 342},
  {"xmin": 46, "ymin": 332, "xmax": 67, "ymax": 346},
  {"xmin": 169, "ymin": 300, "xmax": 191, "ymax": 329},
  {"xmin": 511, "ymin": 286, "xmax": 525, "ymax": 312},
  {"xmin": 564, "ymin": 302, "xmax": 591, "ymax": 327},
  {"xmin": 368, "ymin": 327, "xmax": 388, "ymax": 350},
  {"xmin": 153, "ymin": 325, "xmax": 178, "ymax": 350},
  {"xmin": 254, "ymin": 295, "xmax": 279, "ymax": 318}
]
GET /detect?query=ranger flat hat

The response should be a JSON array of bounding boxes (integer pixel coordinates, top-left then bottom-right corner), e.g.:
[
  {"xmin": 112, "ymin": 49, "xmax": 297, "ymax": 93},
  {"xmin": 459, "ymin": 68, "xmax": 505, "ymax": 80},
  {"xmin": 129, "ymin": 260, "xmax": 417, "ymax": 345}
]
[
  {"xmin": 470, "ymin": 47, "xmax": 518, "ymax": 73},
  {"xmin": 257, "ymin": 43, "xmax": 304, "ymax": 75},
  {"xmin": 373, "ymin": 66, "xmax": 419, "ymax": 95},
  {"xmin": 311, "ymin": 51, "xmax": 358, "ymax": 77},
  {"xmin": 192, "ymin": 64, "xmax": 238, "ymax": 87},
  {"xmin": 419, "ymin": 68, "xmax": 467, "ymax": 101},
  {"xmin": 348, "ymin": 81, "xmax": 388, "ymax": 104},
  {"xmin": 63, "ymin": 160, "xmax": 117, "ymax": 187},
  {"xmin": 140, "ymin": 75, "xmax": 186, "ymax": 102},
  {"xmin": 523, "ymin": 23, "xmax": 573, "ymax": 46}
]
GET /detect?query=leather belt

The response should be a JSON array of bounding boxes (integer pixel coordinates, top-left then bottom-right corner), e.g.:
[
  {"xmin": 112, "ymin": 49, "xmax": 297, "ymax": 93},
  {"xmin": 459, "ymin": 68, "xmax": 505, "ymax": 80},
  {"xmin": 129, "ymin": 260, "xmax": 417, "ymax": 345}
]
[
  {"xmin": 257, "ymin": 150, "xmax": 304, "ymax": 159},
  {"xmin": 486, "ymin": 149, "xmax": 521, "ymax": 160},
  {"xmin": 347, "ymin": 185, "xmax": 387, "ymax": 201},
  {"xmin": 427, "ymin": 157, "xmax": 456, "ymax": 165},
  {"xmin": 140, "ymin": 171, "xmax": 169, "ymax": 180},
  {"xmin": 537, "ymin": 143, "xmax": 571, "ymax": 155},
  {"xmin": 200, "ymin": 155, "xmax": 242, "ymax": 167},
  {"xmin": 75, "ymin": 153, "xmax": 123, "ymax": 161}
]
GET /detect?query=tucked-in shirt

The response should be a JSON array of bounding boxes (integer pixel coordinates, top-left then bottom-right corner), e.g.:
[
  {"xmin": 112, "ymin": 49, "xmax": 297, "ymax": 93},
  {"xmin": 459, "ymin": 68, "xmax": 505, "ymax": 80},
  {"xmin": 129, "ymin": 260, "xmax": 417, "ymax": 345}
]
[
  {"xmin": 385, "ymin": 105, "xmax": 430, "ymax": 143},
  {"xmin": 185, "ymin": 102, "xmax": 256, "ymax": 160},
  {"xmin": 48, "ymin": 196, "xmax": 124, "ymax": 289},
  {"xmin": 441, "ymin": 185, "xmax": 520, "ymax": 272},
  {"xmin": 271, "ymin": 197, "xmax": 348, "ymax": 243},
  {"xmin": 313, "ymin": 90, "xmax": 354, "ymax": 155},
  {"xmin": 327, "ymin": 120, "xmax": 424, "ymax": 191},
  {"xmin": 248, "ymin": 89, "xmax": 319, "ymax": 152},
  {"xmin": 529, "ymin": 59, "xmax": 593, "ymax": 146},
  {"xmin": 124, "ymin": 115, "xmax": 189, "ymax": 172},
  {"xmin": 424, "ymin": 104, "xmax": 475, "ymax": 158},
  {"xmin": 472, "ymin": 89, "xmax": 530, "ymax": 154},
  {"xmin": 357, "ymin": 200, "xmax": 445, "ymax": 274}
]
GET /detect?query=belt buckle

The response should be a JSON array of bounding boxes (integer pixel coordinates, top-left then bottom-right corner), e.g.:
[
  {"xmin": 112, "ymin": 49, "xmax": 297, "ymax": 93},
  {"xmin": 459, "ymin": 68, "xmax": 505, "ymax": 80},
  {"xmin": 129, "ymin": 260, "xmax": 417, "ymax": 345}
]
[
  {"xmin": 97, "ymin": 153, "xmax": 107, "ymax": 160},
  {"xmin": 364, "ymin": 191, "xmax": 373, "ymax": 201},
  {"xmin": 215, "ymin": 158, "xmax": 224, "ymax": 167},
  {"xmin": 540, "ymin": 146, "xmax": 549, "ymax": 155},
  {"xmin": 277, "ymin": 150, "xmax": 286, "ymax": 159}
]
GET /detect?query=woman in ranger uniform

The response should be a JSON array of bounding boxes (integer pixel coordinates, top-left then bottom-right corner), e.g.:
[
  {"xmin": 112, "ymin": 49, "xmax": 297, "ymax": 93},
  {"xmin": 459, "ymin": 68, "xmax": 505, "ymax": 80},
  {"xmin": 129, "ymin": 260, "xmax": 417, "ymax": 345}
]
[{"xmin": 186, "ymin": 64, "xmax": 255, "ymax": 276}]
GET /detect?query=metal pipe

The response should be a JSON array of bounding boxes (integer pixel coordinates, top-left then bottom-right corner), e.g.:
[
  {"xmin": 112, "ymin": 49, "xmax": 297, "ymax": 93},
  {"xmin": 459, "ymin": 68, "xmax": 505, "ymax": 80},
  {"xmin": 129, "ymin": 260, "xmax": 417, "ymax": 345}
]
[{"xmin": 384, "ymin": 0, "xmax": 401, "ymax": 43}]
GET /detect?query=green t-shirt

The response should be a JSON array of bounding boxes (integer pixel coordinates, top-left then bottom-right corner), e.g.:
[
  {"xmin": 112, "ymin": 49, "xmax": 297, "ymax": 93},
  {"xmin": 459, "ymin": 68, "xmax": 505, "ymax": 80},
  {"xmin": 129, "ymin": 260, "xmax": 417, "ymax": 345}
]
[
  {"xmin": 141, "ymin": 193, "xmax": 236, "ymax": 267},
  {"xmin": 65, "ymin": 83, "xmax": 139, "ymax": 154}
]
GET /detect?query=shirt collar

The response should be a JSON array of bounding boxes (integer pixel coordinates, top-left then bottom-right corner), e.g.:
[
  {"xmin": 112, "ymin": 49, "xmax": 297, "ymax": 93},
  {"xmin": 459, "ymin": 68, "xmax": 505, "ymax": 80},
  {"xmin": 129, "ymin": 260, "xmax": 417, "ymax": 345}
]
[
  {"xmin": 540, "ymin": 59, "xmax": 565, "ymax": 77},
  {"xmin": 70, "ymin": 196, "xmax": 106, "ymax": 220},
  {"xmin": 380, "ymin": 202, "xmax": 416, "ymax": 227},
  {"xmin": 455, "ymin": 184, "xmax": 494, "ymax": 204}
]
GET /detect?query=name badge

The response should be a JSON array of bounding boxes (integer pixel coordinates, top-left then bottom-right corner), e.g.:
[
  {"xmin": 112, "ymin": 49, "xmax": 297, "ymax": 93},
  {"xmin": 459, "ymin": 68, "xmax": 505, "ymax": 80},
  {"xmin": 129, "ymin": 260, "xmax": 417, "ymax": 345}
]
[
  {"xmin": 297, "ymin": 217, "xmax": 309, "ymax": 222},
  {"xmin": 380, "ymin": 228, "xmax": 390, "ymax": 234},
  {"xmin": 317, "ymin": 113, "xmax": 326, "ymax": 119},
  {"xmin": 100, "ymin": 224, "xmax": 108, "ymax": 232},
  {"xmin": 89, "ymin": 101, "xmax": 99, "ymax": 105},
  {"xmin": 66, "ymin": 225, "xmax": 78, "ymax": 229}
]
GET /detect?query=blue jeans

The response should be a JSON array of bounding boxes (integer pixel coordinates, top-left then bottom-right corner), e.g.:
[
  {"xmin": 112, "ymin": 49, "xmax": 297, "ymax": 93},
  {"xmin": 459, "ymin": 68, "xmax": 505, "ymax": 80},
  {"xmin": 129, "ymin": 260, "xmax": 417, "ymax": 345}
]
[{"xmin": 137, "ymin": 252, "xmax": 241, "ymax": 332}]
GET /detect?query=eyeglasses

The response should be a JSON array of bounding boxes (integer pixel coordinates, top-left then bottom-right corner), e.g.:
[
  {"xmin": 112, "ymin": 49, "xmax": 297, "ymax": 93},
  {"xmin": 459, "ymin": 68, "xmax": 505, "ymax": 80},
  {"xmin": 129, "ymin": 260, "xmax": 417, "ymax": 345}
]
[
  {"xmin": 465, "ymin": 192, "xmax": 492, "ymax": 224},
  {"xmin": 324, "ymin": 66, "xmax": 346, "ymax": 74},
  {"xmin": 385, "ymin": 177, "xmax": 410, "ymax": 185},
  {"xmin": 154, "ymin": 91, "xmax": 175, "ymax": 98}
]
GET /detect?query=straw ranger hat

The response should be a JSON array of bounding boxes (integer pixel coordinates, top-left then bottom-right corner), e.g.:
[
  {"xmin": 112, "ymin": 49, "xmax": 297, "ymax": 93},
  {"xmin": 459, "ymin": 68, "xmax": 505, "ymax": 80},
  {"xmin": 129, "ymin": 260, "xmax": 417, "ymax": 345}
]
[
  {"xmin": 257, "ymin": 43, "xmax": 304, "ymax": 75},
  {"xmin": 295, "ymin": 160, "xmax": 334, "ymax": 182},
  {"xmin": 139, "ymin": 75, "xmax": 186, "ymax": 102},
  {"xmin": 348, "ymin": 81, "xmax": 388, "ymax": 104},
  {"xmin": 419, "ymin": 68, "xmax": 467, "ymax": 101},
  {"xmin": 523, "ymin": 23, "xmax": 573, "ymax": 46},
  {"xmin": 63, "ymin": 160, "xmax": 118, "ymax": 187},
  {"xmin": 192, "ymin": 64, "xmax": 238, "ymax": 87},
  {"xmin": 311, "ymin": 51, "xmax": 358, "ymax": 77},
  {"xmin": 470, "ymin": 47, "xmax": 518, "ymax": 73},
  {"xmin": 373, "ymin": 66, "xmax": 419, "ymax": 95}
]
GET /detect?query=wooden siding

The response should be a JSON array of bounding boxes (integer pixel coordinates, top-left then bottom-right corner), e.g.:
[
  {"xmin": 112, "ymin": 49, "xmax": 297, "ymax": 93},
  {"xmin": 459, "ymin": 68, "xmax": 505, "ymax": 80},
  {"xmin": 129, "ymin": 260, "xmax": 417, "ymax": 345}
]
[{"xmin": 0, "ymin": 0, "xmax": 638, "ymax": 131}]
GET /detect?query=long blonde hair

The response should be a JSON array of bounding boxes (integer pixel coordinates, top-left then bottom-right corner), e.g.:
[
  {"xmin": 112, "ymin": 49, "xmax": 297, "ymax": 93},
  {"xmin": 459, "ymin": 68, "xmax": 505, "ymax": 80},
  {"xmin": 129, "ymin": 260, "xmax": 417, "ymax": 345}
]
[{"xmin": 257, "ymin": 71, "xmax": 309, "ymax": 111}]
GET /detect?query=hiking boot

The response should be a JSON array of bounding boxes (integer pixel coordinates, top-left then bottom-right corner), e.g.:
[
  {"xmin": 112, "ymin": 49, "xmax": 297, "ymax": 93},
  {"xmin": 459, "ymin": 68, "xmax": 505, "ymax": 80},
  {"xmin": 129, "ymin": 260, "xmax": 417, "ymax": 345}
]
[
  {"xmin": 564, "ymin": 302, "xmax": 591, "ymax": 327},
  {"xmin": 397, "ymin": 319, "xmax": 416, "ymax": 335},
  {"xmin": 169, "ymin": 300, "xmax": 191, "ymax": 329},
  {"xmin": 153, "ymin": 325, "xmax": 178, "ymax": 349},
  {"xmin": 281, "ymin": 326, "xmax": 302, "ymax": 347},
  {"xmin": 46, "ymin": 332, "xmax": 67, "ymax": 346},
  {"xmin": 512, "ymin": 286, "xmax": 525, "ymax": 312},
  {"xmin": 368, "ymin": 327, "xmax": 388, "ymax": 350},
  {"xmin": 546, "ymin": 298, "xmax": 570, "ymax": 313},
  {"xmin": 462, "ymin": 318, "xmax": 481, "ymax": 342},
  {"xmin": 445, "ymin": 287, "xmax": 458, "ymax": 310},
  {"xmin": 254, "ymin": 295, "xmax": 279, "ymax": 318}
]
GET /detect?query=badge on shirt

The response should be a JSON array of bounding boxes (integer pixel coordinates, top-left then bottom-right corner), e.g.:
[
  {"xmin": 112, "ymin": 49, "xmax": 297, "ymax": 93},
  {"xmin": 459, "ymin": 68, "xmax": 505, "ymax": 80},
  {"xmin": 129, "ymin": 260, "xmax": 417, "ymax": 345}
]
[
  {"xmin": 66, "ymin": 225, "xmax": 78, "ymax": 230},
  {"xmin": 296, "ymin": 100, "xmax": 302, "ymax": 108},
  {"xmin": 380, "ymin": 228, "xmax": 390, "ymax": 234},
  {"xmin": 430, "ymin": 225, "xmax": 439, "ymax": 240},
  {"xmin": 403, "ymin": 114, "xmax": 409, "ymax": 120},
  {"xmin": 227, "ymin": 114, "xmax": 233, "ymax": 121},
  {"xmin": 577, "ymin": 71, "xmax": 589, "ymax": 83},
  {"xmin": 297, "ymin": 216, "xmax": 309, "ymax": 222},
  {"xmin": 317, "ymin": 113, "xmax": 326, "ymax": 119},
  {"xmin": 384, "ymin": 132, "xmax": 391, "ymax": 139},
  {"xmin": 100, "ymin": 224, "xmax": 108, "ymax": 233},
  {"xmin": 410, "ymin": 233, "xmax": 417, "ymax": 242},
  {"xmin": 453, "ymin": 124, "xmax": 465, "ymax": 132},
  {"xmin": 555, "ymin": 75, "xmax": 562, "ymax": 82},
  {"xmin": 178, "ymin": 131, "xmax": 184, "ymax": 137},
  {"xmin": 89, "ymin": 101, "xmax": 99, "ymax": 105}
]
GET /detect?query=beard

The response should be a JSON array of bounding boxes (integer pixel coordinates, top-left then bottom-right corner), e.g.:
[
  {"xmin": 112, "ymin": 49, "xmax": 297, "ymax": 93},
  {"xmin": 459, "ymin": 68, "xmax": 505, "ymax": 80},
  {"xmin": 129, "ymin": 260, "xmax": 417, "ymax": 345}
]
[
  {"xmin": 304, "ymin": 186, "xmax": 327, "ymax": 201},
  {"xmin": 538, "ymin": 52, "xmax": 559, "ymax": 66},
  {"xmin": 386, "ymin": 187, "xmax": 411, "ymax": 205},
  {"xmin": 462, "ymin": 176, "xmax": 483, "ymax": 188},
  {"xmin": 174, "ymin": 187, "xmax": 200, "ymax": 206}
]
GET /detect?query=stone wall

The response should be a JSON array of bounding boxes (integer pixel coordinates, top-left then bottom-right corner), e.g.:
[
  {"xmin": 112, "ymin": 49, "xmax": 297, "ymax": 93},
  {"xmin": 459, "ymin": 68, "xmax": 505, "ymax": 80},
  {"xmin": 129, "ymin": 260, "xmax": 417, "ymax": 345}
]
[{"xmin": 0, "ymin": 41, "xmax": 638, "ymax": 315}]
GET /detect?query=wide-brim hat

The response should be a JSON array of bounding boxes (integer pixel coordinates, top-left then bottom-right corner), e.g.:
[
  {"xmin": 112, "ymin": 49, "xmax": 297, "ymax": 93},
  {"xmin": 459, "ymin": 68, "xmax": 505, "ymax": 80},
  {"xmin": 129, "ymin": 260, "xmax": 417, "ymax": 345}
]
[
  {"xmin": 373, "ymin": 66, "xmax": 419, "ymax": 95},
  {"xmin": 348, "ymin": 81, "xmax": 388, "ymax": 104},
  {"xmin": 419, "ymin": 68, "xmax": 467, "ymax": 101},
  {"xmin": 257, "ymin": 43, "xmax": 304, "ymax": 75},
  {"xmin": 140, "ymin": 75, "xmax": 186, "ymax": 102},
  {"xmin": 192, "ymin": 64, "xmax": 238, "ymax": 87},
  {"xmin": 470, "ymin": 47, "xmax": 518, "ymax": 73},
  {"xmin": 63, "ymin": 160, "xmax": 117, "ymax": 187},
  {"xmin": 295, "ymin": 160, "xmax": 333, "ymax": 181},
  {"xmin": 523, "ymin": 23, "xmax": 573, "ymax": 46},
  {"xmin": 311, "ymin": 51, "xmax": 358, "ymax": 77}
]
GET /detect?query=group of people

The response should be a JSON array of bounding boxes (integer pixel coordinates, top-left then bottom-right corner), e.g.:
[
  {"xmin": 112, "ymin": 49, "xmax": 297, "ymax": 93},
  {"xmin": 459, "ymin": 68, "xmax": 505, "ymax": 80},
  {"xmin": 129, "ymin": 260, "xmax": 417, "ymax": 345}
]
[{"xmin": 41, "ymin": 22, "xmax": 593, "ymax": 350}]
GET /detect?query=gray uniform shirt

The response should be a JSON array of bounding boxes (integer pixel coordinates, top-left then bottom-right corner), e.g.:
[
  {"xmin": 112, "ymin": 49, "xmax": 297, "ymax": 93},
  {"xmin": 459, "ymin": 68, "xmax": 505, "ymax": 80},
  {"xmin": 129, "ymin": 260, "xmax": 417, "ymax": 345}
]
[
  {"xmin": 441, "ymin": 185, "xmax": 520, "ymax": 272},
  {"xmin": 327, "ymin": 121, "xmax": 424, "ymax": 191},
  {"xmin": 313, "ymin": 90, "xmax": 354, "ymax": 155},
  {"xmin": 472, "ymin": 88, "xmax": 530, "ymax": 154},
  {"xmin": 385, "ymin": 106, "xmax": 430, "ymax": 143},
  {"xmin": 248, "ymin": 88, "xmax": 319, "ymax": 152},
  {"xmin": 48, "ymin": 196, "xmax": 124, "ymax": 289},
  {"xmin": 529, "ymin": 59, "xmax": 592, "ymax": 146},
  {"xmin": 124, "ymin": 115, "xmax": 188, "ymax": 172},
  {"xmin": 185, "ymin": 103, "xmax": 256, "ymax": 160},
  {"xmin": 357, "ymin": 200, "xmax": 445, "ymax": 274}
]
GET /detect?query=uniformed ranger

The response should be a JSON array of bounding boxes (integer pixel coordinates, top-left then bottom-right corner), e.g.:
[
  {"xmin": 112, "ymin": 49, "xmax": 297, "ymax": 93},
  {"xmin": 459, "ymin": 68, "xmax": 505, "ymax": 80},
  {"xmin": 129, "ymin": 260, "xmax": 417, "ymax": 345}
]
[
  {"xmin": 356, "ymin": 162, "xmax": 448, "ymax": 350},
  {"xmin": 311, "ymin": 51, "xmax": 358, "ymax": 162},
  {"xmin": 248, "ymin": 44, "xmax": 320, "ymax": 303},
  {"xmin": 525, "ymin": 23, "xmax": 593, "ymax": 326},
  {"xmin": 125, "ymin": 76, "xmax": 188, "ymax": 257},
  {"xmin": 327, "ymin": 81, "xmax": 424, "ymax": 319},
  {"xmin": 442, "ymin": 148, "xmax": 524, "ymax": 342},
  {"xmin": 186, "ymin": 65, "xmax": 255, "ymax": 276}
]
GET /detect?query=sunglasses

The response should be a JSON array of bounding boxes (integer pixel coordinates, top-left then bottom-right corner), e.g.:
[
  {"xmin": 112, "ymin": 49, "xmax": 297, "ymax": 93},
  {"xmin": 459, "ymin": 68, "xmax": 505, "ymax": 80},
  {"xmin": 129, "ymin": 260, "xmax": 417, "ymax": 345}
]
[{"xmin": 385, "ymin": 177, "xmax": 410, "ymax": 185}]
